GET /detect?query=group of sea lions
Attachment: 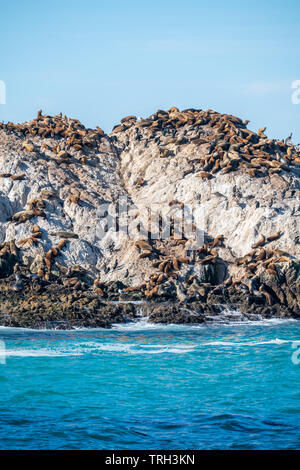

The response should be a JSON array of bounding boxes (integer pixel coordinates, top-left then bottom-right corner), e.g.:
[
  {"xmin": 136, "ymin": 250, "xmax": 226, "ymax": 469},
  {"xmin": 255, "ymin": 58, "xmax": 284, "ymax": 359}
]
[
  {"xmin": 111, "ymin": 224, "xmax": 294, "ymax": 307},
  {"xmin": 0, "ymin": 205, "xmax": 293, "ymax": 309},
  {"xmin": 0, "ymin": 110, "xmax": 105, "ymax": 159},
  {"xmin": 0, "ymin": 108, "xmax": 298, "ymax": 318},
  {"xmin": 111, "ymin": 107, "xmax": 300, "ymax": 178}
]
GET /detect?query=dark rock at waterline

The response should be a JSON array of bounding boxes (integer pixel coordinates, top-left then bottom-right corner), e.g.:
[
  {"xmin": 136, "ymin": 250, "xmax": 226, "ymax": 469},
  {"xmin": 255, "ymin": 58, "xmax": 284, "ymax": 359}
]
[
  {"xmin": 148, "ymin": 304, "xmax": 206, "ymax": 324},
  {"xmin": 0, "ymin": 261, "xmax": 299, "ymax": 329}
]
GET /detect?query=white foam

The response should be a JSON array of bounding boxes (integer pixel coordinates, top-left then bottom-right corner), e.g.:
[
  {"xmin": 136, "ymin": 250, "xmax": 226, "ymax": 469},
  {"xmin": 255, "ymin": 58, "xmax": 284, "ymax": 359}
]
[
  {"xmin": 0, "ymin": 349, "xmax": 82, "ymax": 357},
  {"xmin": 72, "ymin": 341, "xmax": 195, "ymax": 355},
  {"xmin": 0, "ymin": 316, "xmax": 297, "ymax": 333},
  {"xmin": 203, "ymin": 338, "xmax": 296, "ymax": 347},
  {"xmin": 137, "ymin": 345, "xmax": 195, "ymax": 354},
  {"xmin": 190, "ymin": 318, "xmax": 298, "ymax": 329},
  {"xmin": 1, "ymin": 334, "xmax": 296, "ymax": 359}
]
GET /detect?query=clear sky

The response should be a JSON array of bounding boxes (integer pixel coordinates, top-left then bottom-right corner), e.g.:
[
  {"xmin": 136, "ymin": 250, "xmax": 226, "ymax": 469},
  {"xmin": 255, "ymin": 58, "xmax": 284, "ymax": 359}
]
[{"xmin": 1, "ymin": 0, "xmax": 300, "ymax": 141}]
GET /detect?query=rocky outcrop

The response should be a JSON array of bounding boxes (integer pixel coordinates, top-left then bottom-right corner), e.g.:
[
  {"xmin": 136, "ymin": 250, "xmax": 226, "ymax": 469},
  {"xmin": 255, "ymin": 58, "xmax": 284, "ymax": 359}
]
[{"xmin": 0, "ymin": 107, "xmax": 299, "ymax": 328}]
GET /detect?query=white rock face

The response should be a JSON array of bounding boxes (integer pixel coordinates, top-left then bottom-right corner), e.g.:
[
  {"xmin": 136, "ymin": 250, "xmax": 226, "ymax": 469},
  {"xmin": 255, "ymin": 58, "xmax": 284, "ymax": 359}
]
[
  {"xmin": 113, "ymin": 113, "xmax": 299, "ymax": 286},
  {"xmin": 0, "ymin": 129, "xmax": 126, "ymax": 278},
  {"xmin": 118, "ymin": 138, "xmax": 299, "ymax": 259},
  {"xmin": 0, "ymin": 109, "xmax": 299, "ymax": 287}
]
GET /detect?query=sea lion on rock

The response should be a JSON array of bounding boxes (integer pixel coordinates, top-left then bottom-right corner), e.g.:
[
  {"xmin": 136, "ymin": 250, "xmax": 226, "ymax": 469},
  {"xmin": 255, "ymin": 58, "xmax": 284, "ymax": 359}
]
[
  {"xmin": 18, "ymin": 237, "xmax": 39, "ymax": 247},
  {"xmin": 252, "ymin": 235, "xmax": 266, "ymax": 249},
  {"xmin": 12, "ymin": 209, "xmax": 45, "ymax": 224},
  {"xmin": 50, "ymin": 231, "xmax": 78, "ymax": 239},
  {"xmin": 210, "ymin": 235, "xmax": 224, "ymax": 248},
  {"xmin": 267, "ymin": 231, "xmax": 281, "ymax": 242},
  {"xmin": 22, "ymin": 141, "xmax": 35, "ymax": 152},
  {"xmin": 27, "ymin": 198, "xmax": 45, "ymax": 210},
  {"xmin": 196, "ymin": 171, "xmax": 213, "ymax": 180},
  {"xmin": 139, "ymin": 251, "xmax": 152, "ymax": 259},
  {"xmin": 57, "ymin": 239, "xmax": 68, "ymax": 250},
  {"xmin": 135, "ymin": 239, "xmax": 152, "ymax": 251},
  {"xmin": 41, "ymin": 189, "xmax": 57, "ymax": 199},
  {"xmin": 10, "ymin": 174, "xmax": 26, "ymax": 181}
]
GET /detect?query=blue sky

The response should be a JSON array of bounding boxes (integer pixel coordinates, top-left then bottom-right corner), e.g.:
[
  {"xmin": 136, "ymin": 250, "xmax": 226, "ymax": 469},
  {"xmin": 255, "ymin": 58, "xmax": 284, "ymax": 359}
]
[{"xmin": 1, "ymin": 0, "xmax": 300, "ymax": 141}]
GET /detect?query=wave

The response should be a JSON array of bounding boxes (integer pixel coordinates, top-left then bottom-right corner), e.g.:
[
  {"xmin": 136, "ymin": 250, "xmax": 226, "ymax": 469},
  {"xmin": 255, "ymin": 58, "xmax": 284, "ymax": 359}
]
[
  {"xmin": 203, "ymin": 338, "xmax": 297, "ymax": 347},
  {"xmin": 1, "ymin": 335, "xmax": 296, "ymax": 359},
  {"xmin": 0, "ymin": 349, "xmax": 82, "ymax": 358},
  {"xmin": 110, "ymin": 317, "xmax": 298, "ymax": 332},
  {"xmin": 0, "ymin": 315, "xmax": 297, "ymax": 334},
  {"xmin": 80, "ymin": 338, "xmax": 298, "ymax": 353},
  {"xmin": 67, "ymin": 341, "xmax": 196, "ymax": 355}
]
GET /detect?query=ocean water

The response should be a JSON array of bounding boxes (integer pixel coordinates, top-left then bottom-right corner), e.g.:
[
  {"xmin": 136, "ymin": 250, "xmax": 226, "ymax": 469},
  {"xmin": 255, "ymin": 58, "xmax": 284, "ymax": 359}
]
[{"xmin": 0, "ymin": 318, "xmax": 300, "ymax": 450}]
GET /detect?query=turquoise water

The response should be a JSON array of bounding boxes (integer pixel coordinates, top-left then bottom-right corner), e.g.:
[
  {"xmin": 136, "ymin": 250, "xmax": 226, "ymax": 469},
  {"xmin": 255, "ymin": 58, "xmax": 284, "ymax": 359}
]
[{"xmin": 0, "ymin": 318, "xmax": 300, "ymax": 450}]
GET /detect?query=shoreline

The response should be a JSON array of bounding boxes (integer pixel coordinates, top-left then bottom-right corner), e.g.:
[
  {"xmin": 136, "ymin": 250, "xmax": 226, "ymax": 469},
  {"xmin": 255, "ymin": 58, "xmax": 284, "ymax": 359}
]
[
  {"xmin": 0, "ymin": 317, "xmax": 298, "ymax": 333},
  {"xmin": 0, "ymin": 273, "xmax": 298, "ymax": 329}
]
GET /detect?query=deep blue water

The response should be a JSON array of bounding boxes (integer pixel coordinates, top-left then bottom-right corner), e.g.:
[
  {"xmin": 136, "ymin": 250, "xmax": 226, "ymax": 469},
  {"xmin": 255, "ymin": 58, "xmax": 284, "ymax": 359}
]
[{"xmin": 0, "ymin": 318, "xmax": 300, "ymax": 450}]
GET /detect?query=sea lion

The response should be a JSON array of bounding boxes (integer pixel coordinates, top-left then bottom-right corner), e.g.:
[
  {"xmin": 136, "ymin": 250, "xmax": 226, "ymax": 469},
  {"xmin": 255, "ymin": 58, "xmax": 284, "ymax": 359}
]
[
  {"xmin": 265, "ymin": 268, "xmax": 278, "ymax": 277},
  {"xmin": 172, "ymin": 258, "xmax": 179, "ymax": 270},
  {"xmin": 139, "ymin": 251, "xmax": 151, "ymax": 259},
  {"xmin": 136, "ymin": 178, "xmax": 145, "ymax": 186},
  {"xmin": 41, "ymin": 189, "xmax": 57, "ymax": 199},
  {"xmin": 277, "ymin": 256, "xmax": 291, "ymax": 263},
  {"xmin": 235, "ymin": 255, "xmax": 251, "ymax": 266},
  {"xmin": 121, "ymin": 115, "xmax": 137, "ymax": 123},
  {"xmin": 211, "ymin": 235, "xmax": 224, "ymax": 248},
  {"xmin": 45, "ymin": 250, "xmax": 53, "ymax": 261},
  {"xmin": 256, "ymin": 249, "xmax": 266, "ymax": 261},
  {"xmin": 173, "ymin": 239, "xmax": 187, "ymax": 246},
  {"xmin": 12, "ymin": 209, "xmax": 45, "ymax": 224},
  {"xmin": 27, "ymin": 198, "xmax": 45, "ymax": 210},
  {"xmin": 257, "ymin": 127, "xmax": 267, "ymax": 138},
  {"xmin": 51, "ymin": 247, "xmax": 59, "ymax": 257},
  {"xmin": 123, "ymin": 285, "xmax": 141, "ymax": 293},
  {"xmin": 22, "ymin": 142, "xmax": 35, "ymax": 152},
  {"xmin": 198, "ymin": 255, "xmax": 215, "ymax": 265},
  {"xmin": 252, "ymin": 235, "xmax": 266, "ymax": 249},
  {"xmin": 176, "ymin": 257, "xmax": 189, "ymax": 264},
  {"xmin": 50, "ymin": 231, "xmax": 78, "ymax": 239},
  {"xmin": 159, "ymin": 148, "xmax": 170, "ymax": 158},
  {"xmin": 32, "ymin": 224, "xmax": 40, "ymax": 233},
  {"xmin": 196, "ymin": 171, "xmax": 213, "ymax": 179},
  {"xmin": 9, "ymin": 240, "xmax": 18, "ymax": 256},
  {"xmin": 169, "ymin": 200, "xmax": 184, "ymax": 208},
  {"xmin": 169, "ymin": 107, "xmax": 179, "ymax": 113},
  {"xmin": 135, "ymin": 239, "xmax": 152, "ymax": 251},
  {"xmin": 67, "ymin": 194, "xmax": 80, "ymax": 204},
  {"xmin": 151, "ymin": 260, "xmax": 162, "ymax": 268},
  {"xmin": 266, "ymin": 231, "xmax": 281, "ymax": 242},
  {"xmin": 156, "ymin": 273, "xmax": 166, "ymax": 284},
  {"xmin": 18, "ymin": 237, "xmax": 39, "ymax": 247},
  {"xmin": 57, "ymin": 239, "xmax": 67, "ymax": 250},
  {"xmin": 10, "ymin": 174, "xmax": 25, "ymax": 181},
  {"xmin": 158, "ymin": 260, "xmax": 169, "ymax": 272}
]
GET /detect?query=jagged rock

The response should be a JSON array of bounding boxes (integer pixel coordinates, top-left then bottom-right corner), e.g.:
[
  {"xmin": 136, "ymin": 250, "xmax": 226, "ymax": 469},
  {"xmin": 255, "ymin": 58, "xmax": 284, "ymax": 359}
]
[{"xmin": 0, "ymin": 107, "xmax": 299, "ymax": 327}]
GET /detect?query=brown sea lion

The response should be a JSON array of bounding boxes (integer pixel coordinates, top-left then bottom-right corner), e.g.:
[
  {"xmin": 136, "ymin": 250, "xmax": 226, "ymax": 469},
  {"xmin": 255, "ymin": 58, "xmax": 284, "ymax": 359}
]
[
  {"xmin": 196, "ymin": 171, "xmax": 213, "ymax": 180},
  {"xmin": 252, "ymin": 235, "xmax": 266, "ymax": 249},
  {"xmin": 266, "ymin": 231, "xmax": 281, "ymax": 242}
]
